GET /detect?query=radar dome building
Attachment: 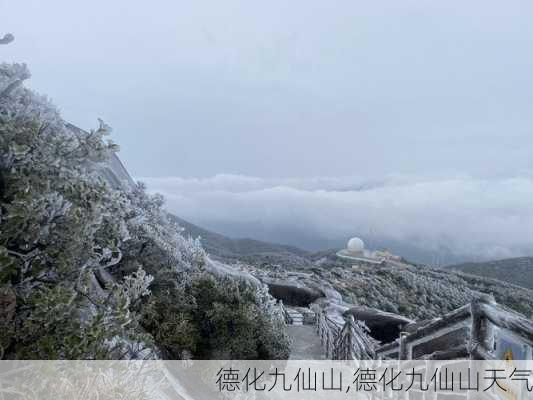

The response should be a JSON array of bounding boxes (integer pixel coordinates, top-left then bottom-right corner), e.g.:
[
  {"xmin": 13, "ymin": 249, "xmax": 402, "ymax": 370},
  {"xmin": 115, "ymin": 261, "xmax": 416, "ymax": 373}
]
[
  {"xmin": 347, "ymin": 237, "xmax": 365, "ymax": 254},
  {"xmin": 337, "ymin": 236, "xmax": 402, "ymax": 265}
]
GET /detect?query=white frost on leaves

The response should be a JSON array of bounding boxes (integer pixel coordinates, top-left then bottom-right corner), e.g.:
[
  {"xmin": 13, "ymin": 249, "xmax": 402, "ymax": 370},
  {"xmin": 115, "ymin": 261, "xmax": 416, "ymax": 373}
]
[
  {"xmin": 116, "ymin": 267, "xmax": 154, "ymax": 303},
  {"xmin": 0, "ymin": 61, "xmax": 285, "ymax": 359}
]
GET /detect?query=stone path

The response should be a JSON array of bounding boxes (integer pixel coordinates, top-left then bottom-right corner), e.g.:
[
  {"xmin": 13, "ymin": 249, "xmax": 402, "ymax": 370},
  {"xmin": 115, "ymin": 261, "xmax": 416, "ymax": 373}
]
[
  {"xmin": 287, "ymin": 325, "xmax": 327, "ymax": 360},
  {"xmin": 285, "ymin": 308, "xmax": 304, "ymax": 325}
]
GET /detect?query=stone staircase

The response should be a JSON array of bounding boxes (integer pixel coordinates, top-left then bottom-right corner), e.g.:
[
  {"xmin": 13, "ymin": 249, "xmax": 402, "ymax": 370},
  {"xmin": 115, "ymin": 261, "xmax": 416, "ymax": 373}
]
[
  {"xmin": 285, "ymin": 308, "xmax": 304, "ymax": 325},
  {"xmin": 278, "ymin": 302, "xmax": 332, "ymax": 359}
]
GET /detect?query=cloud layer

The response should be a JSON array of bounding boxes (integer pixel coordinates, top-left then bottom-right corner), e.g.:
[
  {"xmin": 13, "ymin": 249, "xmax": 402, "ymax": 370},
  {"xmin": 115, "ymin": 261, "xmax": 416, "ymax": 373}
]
[{"xmin": 141, "ymin": 174, "xmax": 533, "ymax": 264}]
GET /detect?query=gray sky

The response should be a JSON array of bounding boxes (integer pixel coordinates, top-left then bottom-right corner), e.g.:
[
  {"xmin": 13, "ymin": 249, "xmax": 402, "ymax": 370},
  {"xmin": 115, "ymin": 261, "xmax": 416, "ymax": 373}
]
[
  {"xmin": 3, "ymin": 0, "xmax": 533, "ymax": 179},
  {"xmin": 2, "ymin": 0, "xmax": 533, "ymax": 261}
]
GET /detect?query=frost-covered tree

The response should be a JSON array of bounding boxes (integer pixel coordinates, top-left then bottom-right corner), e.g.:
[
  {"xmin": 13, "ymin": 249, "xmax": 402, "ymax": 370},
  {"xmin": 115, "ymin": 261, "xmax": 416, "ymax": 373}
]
[
  {"xmin": 0, "ymin": 62, "xmax": 152, "ymax": 358},
  {"xmin": 0, "ymin": 62, "xmax": 289, "ymax": 360}
]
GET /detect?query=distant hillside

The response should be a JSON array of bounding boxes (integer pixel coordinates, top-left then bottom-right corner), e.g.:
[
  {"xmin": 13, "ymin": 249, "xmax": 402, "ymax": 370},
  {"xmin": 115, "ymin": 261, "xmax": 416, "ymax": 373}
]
[
  {"xmin": 166, "ymin": 215, "xmax": 533, "ymax": 319},
  {"xmin": 446, "ymin": 257, "xmax": 533, "ymax": 290},
  {"xmin": 168, "ymin": 214, "xmax": 314, "ymax": 268},
  {"xmin": 275, "ymin": 253, "xmax": 533, "ymax": 320}
]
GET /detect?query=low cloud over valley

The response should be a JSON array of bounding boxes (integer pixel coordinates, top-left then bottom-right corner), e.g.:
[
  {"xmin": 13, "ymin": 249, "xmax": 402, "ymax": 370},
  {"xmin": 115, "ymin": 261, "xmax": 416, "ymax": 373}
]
[{"xmin": 143, "ymin": 173, "xmax": 533, "ymax": 264}]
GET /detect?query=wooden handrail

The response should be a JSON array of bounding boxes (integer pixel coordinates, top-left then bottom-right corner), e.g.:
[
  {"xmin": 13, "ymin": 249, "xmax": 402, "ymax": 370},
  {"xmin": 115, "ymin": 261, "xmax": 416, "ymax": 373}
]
[
  {"xmin": 314, "ymin": 296, "xmax": 533, "ymax": 361},
  {"xmin": 278, "ymin": 300, "xmax": 292, "ymax": 325},
  {"xmin": 479, "ymin": 302, "xmax": 533, "ymax": 345},
  {"xmin": 404, "ymin": 304, "xmax": 471, "ymax": 344},
  {"xmin": 377, "ymin": 294, "xmax": 533, "ymax": 361},
  {"xmin": 376, "ymin": 305, "xmax": 471, "ymax": 359},
  {"xmin": 419, "ymin": 344, "xmax": 469, "ymax": 360},
  {"xmin": 315, "ymin": 309, "xmax": 374, "ymax": 360}
]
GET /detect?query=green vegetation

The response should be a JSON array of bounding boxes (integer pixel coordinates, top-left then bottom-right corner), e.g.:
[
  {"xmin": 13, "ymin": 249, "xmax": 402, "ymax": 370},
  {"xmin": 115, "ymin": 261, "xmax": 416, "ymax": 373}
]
[
  {"xmin": 315, "ymin": 261, "xmax": 533, "ymax": 320},
  {"xmin": 142, "ymin": 273, "xmax": 290, "ymax": 359},
  {"xmin": 446, "ymin": 257, "xmax": 533, "ymax": 290},
  {"xmin": 0, "ymin": 62, "xmax": 289, "ymax": 360}
]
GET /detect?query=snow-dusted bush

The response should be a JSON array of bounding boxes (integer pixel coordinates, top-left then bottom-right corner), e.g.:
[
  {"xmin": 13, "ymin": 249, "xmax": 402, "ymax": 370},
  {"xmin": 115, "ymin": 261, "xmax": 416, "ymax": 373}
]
[
  {"xmin": 0, "ymin": 63, "xmax": 154, "ymax": 358},
  {"xmin": 0, "ymin": 62, "xmax": 289, "ymax": 359},
  {"xmin": 140, "ymin": 271, "xmax": 290, "ymax": 360}
]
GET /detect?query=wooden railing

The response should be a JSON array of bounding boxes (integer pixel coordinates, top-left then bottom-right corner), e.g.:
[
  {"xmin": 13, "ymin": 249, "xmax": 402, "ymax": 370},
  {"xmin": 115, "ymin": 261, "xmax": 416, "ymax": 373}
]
[
  {"xmin": 315, "ymin": 308, "xmax": 375, "ymax": 360},
  {"xmin": 377, "ymin": 294, "xmax": 533, "ymax": 361},
  {"xmin": 316, "ymin": 309, "xmax": 341, "ymax": 358},
  {"xmin": 470, "ymin": 295, "xmax": 533, "ymax": 360},
  {"xmin": 278, "ymin": 300, "xmax": 293, "ymax": 325}
]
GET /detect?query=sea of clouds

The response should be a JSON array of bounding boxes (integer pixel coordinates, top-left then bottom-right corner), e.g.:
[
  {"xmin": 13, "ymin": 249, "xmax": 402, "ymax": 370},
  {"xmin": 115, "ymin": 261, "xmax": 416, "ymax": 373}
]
[{"xmin": 140, "ymin": 173, "xmax": 533, "ymax": 264}]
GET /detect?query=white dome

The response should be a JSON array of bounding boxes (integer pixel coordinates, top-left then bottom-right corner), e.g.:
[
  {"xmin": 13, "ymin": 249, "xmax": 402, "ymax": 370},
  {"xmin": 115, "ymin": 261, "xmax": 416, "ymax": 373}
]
[{"xmin": 347, "ymin": 237, "xmax": 365, "ymax": 253}]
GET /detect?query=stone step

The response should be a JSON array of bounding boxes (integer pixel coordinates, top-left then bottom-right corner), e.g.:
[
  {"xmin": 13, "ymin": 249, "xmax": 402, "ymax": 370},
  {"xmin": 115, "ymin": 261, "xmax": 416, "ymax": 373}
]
[{"xmin": 286, "ymin": 309, "xmax": 304, "ymax": 326}]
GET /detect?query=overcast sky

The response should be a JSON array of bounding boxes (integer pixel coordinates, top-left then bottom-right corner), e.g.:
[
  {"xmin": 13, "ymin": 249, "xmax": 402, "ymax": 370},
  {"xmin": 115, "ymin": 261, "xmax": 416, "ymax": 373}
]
[{"xmin": 2, "ymin": 0, "xmax": 533, "ymax": 261}]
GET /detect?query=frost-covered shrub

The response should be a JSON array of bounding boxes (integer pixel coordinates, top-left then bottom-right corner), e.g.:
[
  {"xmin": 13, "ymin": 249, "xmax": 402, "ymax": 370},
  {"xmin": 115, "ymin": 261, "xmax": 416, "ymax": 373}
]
[
  {"xmin": 0, "ymin": 63, "xmax": 154, "ymax": 359},
  {"xmin": 0, "ymin": 62, "xmax": 289, "ymax": 360},
  {"xmin": 323, "ymin": 262, "xmax": 533, "ymax": 321},
  {"xmin": 141, "ymin": 272, "xmax": 290, "ymax": 360}
]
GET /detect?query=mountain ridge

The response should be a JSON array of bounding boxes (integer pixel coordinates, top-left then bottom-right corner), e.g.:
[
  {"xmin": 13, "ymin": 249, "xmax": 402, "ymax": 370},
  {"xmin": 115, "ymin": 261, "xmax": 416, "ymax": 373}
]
[
  {"xmin": 168, "ymin": 214, "xmax": 314, "ymax": 268},
  {"xmin": 446, "ymin": 257, "xmax": 533, "ymax": 290}
]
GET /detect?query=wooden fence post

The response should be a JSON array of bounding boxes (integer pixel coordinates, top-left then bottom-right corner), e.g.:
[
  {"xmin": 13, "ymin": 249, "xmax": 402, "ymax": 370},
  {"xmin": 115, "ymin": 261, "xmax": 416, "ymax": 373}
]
[
  {"xmin": 399, "ymin": 332, "xmax": 412, "ymax": 360},
  {"xmin": 346, "ymin": 315, "xmax": 355, "ymax": 360},
  {"xmin": 469, "ymin": 294, "xmax": 496, "ymax": 360},
  {"xmin": 398, "ymin": 332, "xmax": 411, "ymax": 400}
]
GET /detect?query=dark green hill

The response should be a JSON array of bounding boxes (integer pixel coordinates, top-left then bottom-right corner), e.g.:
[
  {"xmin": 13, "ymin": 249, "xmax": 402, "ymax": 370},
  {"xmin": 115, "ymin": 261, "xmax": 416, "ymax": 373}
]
[
  {"xmin": 446, "ymin": 257, "xmax": 533, "ymax": 290},
  {"xmin": 168, "ymin": 214, "xmax": 313, "ymax": 267}
]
